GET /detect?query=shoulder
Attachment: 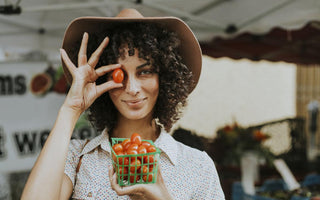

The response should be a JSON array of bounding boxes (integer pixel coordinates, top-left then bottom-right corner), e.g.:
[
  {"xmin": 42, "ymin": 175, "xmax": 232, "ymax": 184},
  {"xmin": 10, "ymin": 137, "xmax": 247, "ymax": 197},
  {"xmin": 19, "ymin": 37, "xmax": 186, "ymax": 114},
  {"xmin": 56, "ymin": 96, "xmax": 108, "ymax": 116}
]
[
  {"xmin": 175, "ymin": 140, "xmax": 225, "ymax": 198},
  {"xmin": 157, "ymin": 131, "xmax": 214, "ymax": 167},
  {"xmin": 68, "ymin": 139, "xmax": 88, "ymax": 154},
  {"xmin": 176, "ymin": 141, "xmax": 211, "ymax": 161},
  {"xmin": 175, "ymin": 140, "xmax": 214, "ymax": 166}
]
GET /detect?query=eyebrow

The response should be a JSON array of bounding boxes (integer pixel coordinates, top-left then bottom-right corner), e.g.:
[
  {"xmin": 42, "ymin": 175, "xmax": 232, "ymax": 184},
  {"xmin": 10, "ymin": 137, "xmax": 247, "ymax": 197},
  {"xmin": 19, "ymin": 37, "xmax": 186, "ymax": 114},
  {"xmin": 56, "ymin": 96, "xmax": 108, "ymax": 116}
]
[{"xmin": 136, "ymin": 62, "xmax": 150, "ymax": 69}]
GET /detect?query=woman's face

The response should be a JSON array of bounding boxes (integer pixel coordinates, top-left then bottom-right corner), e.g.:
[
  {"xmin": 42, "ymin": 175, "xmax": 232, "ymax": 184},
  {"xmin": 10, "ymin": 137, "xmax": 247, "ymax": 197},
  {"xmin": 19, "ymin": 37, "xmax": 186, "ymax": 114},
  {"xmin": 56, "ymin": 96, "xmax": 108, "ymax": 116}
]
[{"xmin": 108, "ymin": 48, "xmax": 159, "ymax": 121}]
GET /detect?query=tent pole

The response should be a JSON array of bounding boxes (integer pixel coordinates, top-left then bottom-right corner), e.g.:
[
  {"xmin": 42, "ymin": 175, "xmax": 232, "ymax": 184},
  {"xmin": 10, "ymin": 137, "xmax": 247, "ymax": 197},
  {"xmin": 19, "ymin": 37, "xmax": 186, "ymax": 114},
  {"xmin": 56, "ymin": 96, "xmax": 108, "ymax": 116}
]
[{"xmin": 238, "ymin": 0, "xmax": 298, "ymax": 30}]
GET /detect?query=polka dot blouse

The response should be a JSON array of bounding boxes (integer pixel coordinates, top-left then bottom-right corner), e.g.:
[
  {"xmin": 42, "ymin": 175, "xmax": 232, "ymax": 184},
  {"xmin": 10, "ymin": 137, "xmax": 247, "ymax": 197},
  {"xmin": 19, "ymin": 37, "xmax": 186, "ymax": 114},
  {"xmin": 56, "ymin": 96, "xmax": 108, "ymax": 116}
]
[{"xmin": 64, "ymin": 129, "xmax": 225, "ymax": 199}]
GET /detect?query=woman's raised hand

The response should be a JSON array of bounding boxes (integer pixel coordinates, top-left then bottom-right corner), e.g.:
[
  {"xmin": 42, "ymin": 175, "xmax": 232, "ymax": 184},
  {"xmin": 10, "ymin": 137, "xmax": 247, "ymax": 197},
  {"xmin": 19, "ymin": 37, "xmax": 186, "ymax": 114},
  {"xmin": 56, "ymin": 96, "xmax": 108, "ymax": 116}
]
[{"xmin": 60, "ymin": 32, "xmax": 122, "ymax": 114}]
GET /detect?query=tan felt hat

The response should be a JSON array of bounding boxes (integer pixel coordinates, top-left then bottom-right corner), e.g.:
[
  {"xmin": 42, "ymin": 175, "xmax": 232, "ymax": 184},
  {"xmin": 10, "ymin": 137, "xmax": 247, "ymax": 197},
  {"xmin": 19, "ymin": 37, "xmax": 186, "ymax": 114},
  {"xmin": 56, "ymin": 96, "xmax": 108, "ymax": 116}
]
[{"xmin": 61, "ymin": 8, "xmax": 202, "ymax": 93}]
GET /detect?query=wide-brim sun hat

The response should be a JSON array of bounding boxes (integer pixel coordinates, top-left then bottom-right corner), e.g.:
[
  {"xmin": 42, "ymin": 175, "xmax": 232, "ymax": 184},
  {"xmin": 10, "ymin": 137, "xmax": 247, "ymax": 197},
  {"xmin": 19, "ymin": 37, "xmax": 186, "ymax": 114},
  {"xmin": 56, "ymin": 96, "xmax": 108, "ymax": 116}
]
[{"xmin": 61, "ymin": 8, "xmax": 202, "ymax": 93}]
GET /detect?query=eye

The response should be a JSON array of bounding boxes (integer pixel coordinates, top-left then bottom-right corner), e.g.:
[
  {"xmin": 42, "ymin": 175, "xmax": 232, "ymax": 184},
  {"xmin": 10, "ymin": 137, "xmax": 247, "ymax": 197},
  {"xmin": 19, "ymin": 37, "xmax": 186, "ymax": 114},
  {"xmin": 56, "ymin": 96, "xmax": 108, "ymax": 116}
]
[{"xmin": 139, "ymin": 69, "xmax": 154, "ymax": 75}]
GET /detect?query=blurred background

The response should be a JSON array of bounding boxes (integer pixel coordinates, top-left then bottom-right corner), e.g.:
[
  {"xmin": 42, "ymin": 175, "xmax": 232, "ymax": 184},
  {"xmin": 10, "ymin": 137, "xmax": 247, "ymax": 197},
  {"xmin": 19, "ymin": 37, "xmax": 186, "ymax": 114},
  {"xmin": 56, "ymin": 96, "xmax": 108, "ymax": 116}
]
[{"xmin": 0, "ymin": 0, "xmax": 320, "ymax": 199}]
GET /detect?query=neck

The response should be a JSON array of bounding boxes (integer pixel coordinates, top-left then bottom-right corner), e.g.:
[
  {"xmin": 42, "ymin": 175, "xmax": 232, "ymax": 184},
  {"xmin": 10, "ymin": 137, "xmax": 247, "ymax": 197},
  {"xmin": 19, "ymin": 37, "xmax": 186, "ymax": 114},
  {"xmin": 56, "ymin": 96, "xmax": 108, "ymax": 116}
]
[{"xmin": 111, "ymin": 115, "xmax": 160, "ymax": 141}]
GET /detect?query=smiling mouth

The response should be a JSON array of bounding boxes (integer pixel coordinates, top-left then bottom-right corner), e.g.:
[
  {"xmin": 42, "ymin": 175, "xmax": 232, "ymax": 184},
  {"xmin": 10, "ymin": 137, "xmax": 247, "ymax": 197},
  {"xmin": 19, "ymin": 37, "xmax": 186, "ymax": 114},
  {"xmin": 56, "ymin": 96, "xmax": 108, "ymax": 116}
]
[{"xmin": 122, "ymin": 97, "xmax": 147, "ymax": 104}]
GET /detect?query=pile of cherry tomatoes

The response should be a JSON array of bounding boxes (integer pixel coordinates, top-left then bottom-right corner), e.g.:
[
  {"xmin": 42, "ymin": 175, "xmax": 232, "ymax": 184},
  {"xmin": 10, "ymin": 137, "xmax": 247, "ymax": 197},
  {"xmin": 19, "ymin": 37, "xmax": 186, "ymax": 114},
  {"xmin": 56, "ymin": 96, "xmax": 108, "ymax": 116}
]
[{"xmin": 111, "ymin": 133, "xmax": 159, "ymax": 185}]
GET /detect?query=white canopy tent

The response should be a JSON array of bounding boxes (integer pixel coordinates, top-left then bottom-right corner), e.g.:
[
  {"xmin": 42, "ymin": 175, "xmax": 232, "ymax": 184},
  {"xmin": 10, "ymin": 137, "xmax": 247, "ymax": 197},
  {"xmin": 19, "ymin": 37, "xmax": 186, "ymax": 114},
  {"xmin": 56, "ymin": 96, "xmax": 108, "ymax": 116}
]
[{"xmin": 0, "ymin": 0, "xmax": 319, "ymax": 62}]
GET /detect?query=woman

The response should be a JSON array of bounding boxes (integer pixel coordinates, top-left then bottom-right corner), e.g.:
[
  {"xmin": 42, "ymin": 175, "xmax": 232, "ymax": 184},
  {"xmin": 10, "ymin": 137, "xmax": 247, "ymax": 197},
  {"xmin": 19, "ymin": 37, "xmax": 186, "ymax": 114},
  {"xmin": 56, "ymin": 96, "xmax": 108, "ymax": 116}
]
[{"xmin": 22, "ymin": 9, "xmax": 225, "ymax": 200}]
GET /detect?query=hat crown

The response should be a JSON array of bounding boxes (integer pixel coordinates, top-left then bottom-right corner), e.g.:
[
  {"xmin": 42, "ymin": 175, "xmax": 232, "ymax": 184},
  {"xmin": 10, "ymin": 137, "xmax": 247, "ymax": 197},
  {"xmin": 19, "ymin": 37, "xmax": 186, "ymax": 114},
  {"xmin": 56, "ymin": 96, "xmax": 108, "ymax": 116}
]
[{"xmin": 116, "ymin": 8, "xmax": 144, "ymax": 18}]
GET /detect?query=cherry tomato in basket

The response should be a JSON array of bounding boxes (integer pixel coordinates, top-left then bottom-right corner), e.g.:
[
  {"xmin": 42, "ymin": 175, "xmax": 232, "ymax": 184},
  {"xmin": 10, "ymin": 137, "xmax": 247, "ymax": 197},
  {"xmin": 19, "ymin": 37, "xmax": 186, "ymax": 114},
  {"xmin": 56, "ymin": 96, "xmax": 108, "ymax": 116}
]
[
  {"xmin": 123, "ymin": 156, "xmax": 130, "ymax": 165},
  {"xmin": 143, "ymin": 155, "xmax": 155, "ymax": 164},
  {"xmin": 126, "ymin": 149, "xmax": 138, "ymax": 161},
  {"xmin": 140, "ymin": 141, "xmax": 151, "ymax": 148},
  {"xmin": 138, "ymin": 145, "xmax": 147, "ymax": 154},
  {"xmin": 147, "ymin": 145, "xmax": 157, "ymax": 153},
  {"xmin": 149, "ymin": 164, "xmax": 155, "ymax": 172},
  {"xmin": 131, "ymin": 133, "xmax": 142, "ymax": 145},
  {"xmin": 121, "ymin": 139, "xmax": 130, "ymax": 149},
  {"xmin": 116, "ymin": 151, "xmax": 125, "ymax": 165},
  {"xmin": 126, "ymin": 149, "xmax": 138, "ymax": 155},
  {"xmin": 117, "ymin": 166, "xmax": 129, "ymax": 180},
  {"xmin": 123, "ymin": 141, "xmax": 132, "ymax": 151},
  {"xmin": 112, "ymin": 68, "xmax": 124, "ymax": 83},
  {"xmin": 143, "ymin": 174, "xmax": 153, "ymax": 182},
  {"xmin": 137, "ymin": 145, "xmax": 147, "ymax": 160},
  {"xmin": 140, "ymin": 165, "xmax": 148, "ymax": 174},
  {"xmin": 129, "ymin": 159, "xmax": 141, "ymax": 173},
  {"xmin": 127, "ymin": 143, "xmax": 139, "ymax": 151},
  {"xmin": 129, "ymin": 175, "xmax": 140, "ymax": 183},
  {"xmin": 112, "ymin": 153, "xmax": 117, "ymax": 162},
  {"xmin": 112, "ymin": 143, "xmax": 123, "ymax": 153}
]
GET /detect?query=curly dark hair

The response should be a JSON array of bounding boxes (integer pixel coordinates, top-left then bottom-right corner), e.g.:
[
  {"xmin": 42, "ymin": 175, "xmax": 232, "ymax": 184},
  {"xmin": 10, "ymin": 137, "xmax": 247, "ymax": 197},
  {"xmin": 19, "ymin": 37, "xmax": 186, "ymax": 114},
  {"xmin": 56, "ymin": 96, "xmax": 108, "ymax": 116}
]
[{"xmin": 71, "ymin": 22, "xmax": 194, "ymax": 132}]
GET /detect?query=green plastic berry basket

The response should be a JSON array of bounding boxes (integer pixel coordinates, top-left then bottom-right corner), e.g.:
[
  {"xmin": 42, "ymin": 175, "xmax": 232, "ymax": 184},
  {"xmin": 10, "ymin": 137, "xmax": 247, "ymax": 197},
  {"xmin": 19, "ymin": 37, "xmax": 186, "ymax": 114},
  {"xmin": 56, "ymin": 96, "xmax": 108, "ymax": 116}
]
[{"xmin": 110, "ymin": 138, "xmax": 161, "ymax": 186}]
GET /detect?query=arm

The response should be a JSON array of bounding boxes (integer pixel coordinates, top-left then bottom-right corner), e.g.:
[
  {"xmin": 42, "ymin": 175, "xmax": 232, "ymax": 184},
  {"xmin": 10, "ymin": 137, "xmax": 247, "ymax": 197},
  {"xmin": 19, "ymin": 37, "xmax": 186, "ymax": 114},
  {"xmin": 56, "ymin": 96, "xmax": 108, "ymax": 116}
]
[
  {"xmin": 21, "ymin": 32, "xmax": 123, "ymax": 200},
  {"xmin": 193, "ymin": 152, "xmax": 225, "ymax": 200},
  {"xmin": 21, "ymin": 105, "xmax": 81, "ymax": 200}
]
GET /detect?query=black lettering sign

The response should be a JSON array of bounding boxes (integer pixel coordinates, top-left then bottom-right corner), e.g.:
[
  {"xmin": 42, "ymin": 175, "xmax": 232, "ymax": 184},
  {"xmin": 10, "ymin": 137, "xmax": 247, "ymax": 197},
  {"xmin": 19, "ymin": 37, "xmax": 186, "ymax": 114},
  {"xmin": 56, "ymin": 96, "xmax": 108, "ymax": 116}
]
[
  {"xmin": 0, "ymin": 127, "xmax": 5, "ymax": 158},
  {"xmin": 14, "ymin": 132, "xmax": 37, "ymax": 155},
  {"xmin": 12, "ymin": 127, "xmax": 96, "ymax": 156},
  {"xmin": 0, "ymin": 75, "xmax": 13, "ymax": 95},
  {"xmin": 15, "ymin": 75, "xmax": 26, "ymax": 95},
  {"xmin": 39, "ymin": 130, "xmax": 50, "ymax": 148},
  {"xmin": 0, "ymin": 74, "xmax": 26, "ymax": 95}
]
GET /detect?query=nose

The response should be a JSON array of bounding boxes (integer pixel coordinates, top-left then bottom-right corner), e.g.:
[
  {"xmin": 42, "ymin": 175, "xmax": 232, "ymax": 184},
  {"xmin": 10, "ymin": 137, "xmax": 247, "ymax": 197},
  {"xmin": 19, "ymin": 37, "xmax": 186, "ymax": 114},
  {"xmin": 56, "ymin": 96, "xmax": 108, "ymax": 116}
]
[{"xmin": 125, "ymin": 75, "xmax": 140, "ymax": 96}]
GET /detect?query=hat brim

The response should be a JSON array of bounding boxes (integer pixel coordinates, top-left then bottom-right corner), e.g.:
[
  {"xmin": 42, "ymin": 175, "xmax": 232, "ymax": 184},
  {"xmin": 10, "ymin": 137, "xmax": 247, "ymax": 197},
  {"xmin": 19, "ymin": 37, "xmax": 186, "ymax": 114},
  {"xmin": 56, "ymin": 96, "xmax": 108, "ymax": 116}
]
[{"xmin": 62, "ymin": 16, "xmax": 202, "ymax": 93}]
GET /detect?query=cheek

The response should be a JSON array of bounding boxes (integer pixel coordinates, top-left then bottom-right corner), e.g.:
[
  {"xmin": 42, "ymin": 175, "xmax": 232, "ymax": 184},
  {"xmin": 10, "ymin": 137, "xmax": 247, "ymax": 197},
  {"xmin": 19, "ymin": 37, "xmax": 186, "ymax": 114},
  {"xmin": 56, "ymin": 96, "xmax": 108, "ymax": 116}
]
[
  {"xmin": 147, "ymin": 79, "xmax": 159, "ymax": 95},
  {"xmin": 108, "ymin": 89, "xmax": 122, "ymax": 103}
]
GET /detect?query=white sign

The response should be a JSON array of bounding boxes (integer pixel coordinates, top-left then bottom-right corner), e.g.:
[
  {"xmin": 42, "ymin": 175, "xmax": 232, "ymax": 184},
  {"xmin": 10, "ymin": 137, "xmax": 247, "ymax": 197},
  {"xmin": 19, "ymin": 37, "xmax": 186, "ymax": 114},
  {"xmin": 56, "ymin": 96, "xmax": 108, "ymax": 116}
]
[{"xmin": 0, "ymin": 61, "xmax": 96, "ymax": 173}]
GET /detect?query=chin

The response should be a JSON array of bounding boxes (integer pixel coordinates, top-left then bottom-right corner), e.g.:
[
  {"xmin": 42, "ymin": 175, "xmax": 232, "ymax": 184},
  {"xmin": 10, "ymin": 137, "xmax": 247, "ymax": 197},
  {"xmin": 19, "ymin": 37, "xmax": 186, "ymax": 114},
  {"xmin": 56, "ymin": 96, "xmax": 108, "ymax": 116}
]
[{"xmin": 122, "ymin": 110, "xmax": 152, "ymax": 120}]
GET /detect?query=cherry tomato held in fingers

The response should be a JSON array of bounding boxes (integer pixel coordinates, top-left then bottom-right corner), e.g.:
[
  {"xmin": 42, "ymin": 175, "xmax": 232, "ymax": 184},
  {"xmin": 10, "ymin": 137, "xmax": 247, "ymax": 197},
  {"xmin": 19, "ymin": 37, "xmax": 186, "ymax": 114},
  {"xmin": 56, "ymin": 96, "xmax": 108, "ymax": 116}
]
[{"xmin": 112, "ymin": 68, "xmax": 124, "ymax": 83}]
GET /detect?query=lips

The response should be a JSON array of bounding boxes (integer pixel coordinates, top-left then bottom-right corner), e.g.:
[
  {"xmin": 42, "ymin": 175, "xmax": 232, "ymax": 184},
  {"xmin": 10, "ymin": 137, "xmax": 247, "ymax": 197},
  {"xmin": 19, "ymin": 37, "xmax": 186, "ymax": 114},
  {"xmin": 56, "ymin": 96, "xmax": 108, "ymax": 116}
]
[{"xmin": 122, "ymin": 97, "xmax": 147, "ymax": 107}]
